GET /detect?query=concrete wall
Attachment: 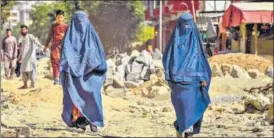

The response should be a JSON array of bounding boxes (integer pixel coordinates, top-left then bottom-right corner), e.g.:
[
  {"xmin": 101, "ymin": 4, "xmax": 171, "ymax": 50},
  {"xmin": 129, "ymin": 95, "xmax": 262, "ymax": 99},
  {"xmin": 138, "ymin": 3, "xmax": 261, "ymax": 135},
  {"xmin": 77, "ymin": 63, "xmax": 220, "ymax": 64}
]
[{"xmin": 251, "ymin": 37, "xmax": 273, "ymax": 55}]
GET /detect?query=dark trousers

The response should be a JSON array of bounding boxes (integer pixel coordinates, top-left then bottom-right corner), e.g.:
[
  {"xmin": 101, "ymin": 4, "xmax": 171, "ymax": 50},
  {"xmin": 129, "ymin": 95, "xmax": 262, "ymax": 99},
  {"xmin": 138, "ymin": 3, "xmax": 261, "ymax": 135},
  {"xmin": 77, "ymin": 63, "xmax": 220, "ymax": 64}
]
[{"xmin": 15, "ymin": 61, "xmax": 21, "ymax": 77}]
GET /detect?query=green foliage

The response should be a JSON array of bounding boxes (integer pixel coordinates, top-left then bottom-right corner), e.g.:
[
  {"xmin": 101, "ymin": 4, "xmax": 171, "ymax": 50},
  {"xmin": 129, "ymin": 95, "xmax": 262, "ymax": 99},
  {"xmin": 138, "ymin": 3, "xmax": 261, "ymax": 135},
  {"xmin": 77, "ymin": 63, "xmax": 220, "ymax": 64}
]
[
  {"xmin": 136, "ymin": 23, "xmax": 155, "ymax": 44},
  {"xmin": 1, "ymin": 1, "xmax": 16, "ymax": 29},
  {"xmin": 130, "ymin": 0, "xmax": 145, "ymax": 21}
]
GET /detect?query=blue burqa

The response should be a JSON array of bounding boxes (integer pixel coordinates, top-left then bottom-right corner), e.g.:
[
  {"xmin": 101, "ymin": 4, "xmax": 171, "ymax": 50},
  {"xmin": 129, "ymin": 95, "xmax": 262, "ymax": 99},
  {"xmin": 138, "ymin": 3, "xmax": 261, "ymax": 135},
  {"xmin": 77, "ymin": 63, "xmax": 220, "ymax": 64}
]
[
  {"xmin": 60, "ymin": 11, "xmax": 107, "ymax": 127},
  {"xmin": 163, "ymin": 13, "xmax": 212, "ymax": 135}
]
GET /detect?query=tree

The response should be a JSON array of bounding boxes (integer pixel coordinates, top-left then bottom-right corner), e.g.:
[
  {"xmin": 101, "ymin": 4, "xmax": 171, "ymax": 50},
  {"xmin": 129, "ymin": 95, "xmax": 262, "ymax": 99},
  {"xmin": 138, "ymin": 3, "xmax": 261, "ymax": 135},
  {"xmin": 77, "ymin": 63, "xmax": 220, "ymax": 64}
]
[
  {"xmin": 28, "ymin": 0, "xmax": 146, "ymax": 55},
  {"xmin": 87, "ymin": 0, "xmax": 145, "ymax": 54},
  {"xmin": 136, "ymin": 23, "xmax": 155, "ymax": 44},
  {"xmin": 0, "ymin": 0, "xmax": 16, "ymax": 29}
]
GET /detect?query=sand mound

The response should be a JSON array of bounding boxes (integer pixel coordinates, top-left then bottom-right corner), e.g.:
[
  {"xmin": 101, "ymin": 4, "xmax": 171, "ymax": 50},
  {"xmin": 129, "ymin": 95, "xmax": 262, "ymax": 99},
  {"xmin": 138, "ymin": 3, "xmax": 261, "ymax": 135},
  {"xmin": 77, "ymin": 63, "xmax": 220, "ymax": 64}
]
[{"xmin": 209, "ymin": 53, "xmax": 273, "ymax": 73}]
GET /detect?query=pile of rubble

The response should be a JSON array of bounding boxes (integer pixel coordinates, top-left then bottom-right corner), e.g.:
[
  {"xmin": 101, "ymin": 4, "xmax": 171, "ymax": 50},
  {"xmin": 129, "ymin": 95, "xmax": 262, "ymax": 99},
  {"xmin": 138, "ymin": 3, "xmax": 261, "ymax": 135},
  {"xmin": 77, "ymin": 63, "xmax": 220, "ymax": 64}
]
[
  {"xmin": 104, "ymin": 49, "xmax": 167, "ymax": 98},
  {"xmin": 209, "ymin": 53, "xmax": 273, "ymax": 74},
  {"xmin": 211, "ymin": 63, "xmax": 273, "ymax": 79}
]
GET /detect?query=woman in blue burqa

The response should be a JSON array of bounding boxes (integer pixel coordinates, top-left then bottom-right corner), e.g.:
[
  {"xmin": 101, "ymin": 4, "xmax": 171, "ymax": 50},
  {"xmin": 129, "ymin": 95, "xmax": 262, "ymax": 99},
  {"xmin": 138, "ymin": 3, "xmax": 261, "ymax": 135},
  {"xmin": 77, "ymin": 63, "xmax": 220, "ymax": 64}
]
[
  {"xmin": 163, "ymin": 13, "xmax": 212, "ymax": 137},
  {"xmin": 60, "ymin": 10, "xmax": 107, "ymax": 132}
]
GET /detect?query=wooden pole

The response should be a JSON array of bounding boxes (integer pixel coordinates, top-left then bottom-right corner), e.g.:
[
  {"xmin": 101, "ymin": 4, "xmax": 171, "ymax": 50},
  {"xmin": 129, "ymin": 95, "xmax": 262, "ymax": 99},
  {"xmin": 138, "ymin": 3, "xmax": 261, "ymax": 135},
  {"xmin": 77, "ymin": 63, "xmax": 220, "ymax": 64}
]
[
  {"xmin": 254, "ymin": 24, "xmax": 258, "ymax": 55},
  {"xmin": 240, "ymin": 23, "xmax": 246, "ymax": 53}
]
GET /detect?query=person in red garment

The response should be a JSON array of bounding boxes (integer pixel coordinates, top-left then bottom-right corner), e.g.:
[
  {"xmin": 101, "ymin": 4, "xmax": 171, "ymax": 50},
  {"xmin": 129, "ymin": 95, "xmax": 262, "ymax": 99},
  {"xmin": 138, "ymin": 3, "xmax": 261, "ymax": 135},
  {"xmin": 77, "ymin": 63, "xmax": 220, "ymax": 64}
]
[{"xmin": 44, "ymin": 9, "xmax": 68, "ymax": 85}]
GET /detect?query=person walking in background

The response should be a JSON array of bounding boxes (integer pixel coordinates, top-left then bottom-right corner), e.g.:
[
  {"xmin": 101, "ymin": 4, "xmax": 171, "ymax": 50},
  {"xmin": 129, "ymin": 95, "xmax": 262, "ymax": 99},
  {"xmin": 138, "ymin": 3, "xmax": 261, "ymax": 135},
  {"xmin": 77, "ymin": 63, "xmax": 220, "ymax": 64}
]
[
  {"xmin": 206, "ymin": 42, "xmax": 213, "ymax": 57},
  {"xmin": 1, "ymin": 28, "xmax": 17, "ymax": 80},
  {"xmin": 18, "ymin": 25, "xmax": 44, "ymax": 89},
  {"xmin": 44, "ymin": 9, "xmax": 68, "ymax": 85},
  {"xmin": 163, "ymin": 13, "xmax": 212, "ymax": 138}
]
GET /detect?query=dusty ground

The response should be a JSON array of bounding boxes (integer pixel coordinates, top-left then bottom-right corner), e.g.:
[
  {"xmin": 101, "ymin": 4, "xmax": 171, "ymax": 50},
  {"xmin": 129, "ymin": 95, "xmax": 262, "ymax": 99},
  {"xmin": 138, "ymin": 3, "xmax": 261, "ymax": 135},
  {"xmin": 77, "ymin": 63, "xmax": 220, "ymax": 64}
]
[{"xmin": 1, "ymin": 58, "xmax": 273, "ymax": 137}]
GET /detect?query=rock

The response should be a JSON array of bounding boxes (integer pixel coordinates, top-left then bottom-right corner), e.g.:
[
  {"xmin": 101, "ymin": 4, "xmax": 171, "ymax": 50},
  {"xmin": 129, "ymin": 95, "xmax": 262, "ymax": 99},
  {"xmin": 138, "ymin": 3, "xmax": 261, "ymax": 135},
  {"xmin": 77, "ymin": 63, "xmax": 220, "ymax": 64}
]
[
  {"xmin": 243, "ymin": 94, "xmax": 271, "ymax": 112},
  {"xmin": 265, "ymin": 67, "xmax": 273, "ymax": 78},
  {"xmin": 231, "ymin": 65, "xmax": 246, "ymax": 78},
  {"xmin": 211, "ymin": 64, "xmax": 223, "ymax": 77},
  {"xmin": 147, "ymin": 86, "xmax": 168, "ymax": 99},
  {"xmin": 152, "ymin": 48, "xmax": 163, "ymax": 60},
  {"xmin": 140, "ymin": 66, "xmax": 150, "ymax": 80},
  {"xmin": 116, "ymin": 65, "xmax": 125, "ymax": 81},
  {"xmin": 130, "ymin": 50, "xmax": 140, "ymax": 57},
  {"xmin": 131, "ymin": 61, "xmax": 144, "ymax": 73},
  {"xmin": 251, "ymin": 128, "xmax": 263, "ymax": 133},
  {"xmin": 125, "ymin": 81, "xmax": 140, "ymax": 88},
  {"xmin": 113, "ymin": 77, "xmax": 124, "ymax": 88},
  {"xmin": 104, "ymin": 85, "xmax": 114, "ymax": 94},
  {"xmin": 232, "ymin": 104, "xmax": 245, "ymax": 114},
  {"xmin": 248, "ymin": 69, "xmax": 260, "ymax": 79},
  {"xmin": 221, "ymin": 63, "xmax": 232, "ymax": 76},
  {"xmin": 126, "ymin": 72, "xmax": 141, "ymax": 81},
  {"xmin": 135, "ymin": 54, "xmax": 149, "ymax": 65},
  {"xmin": 141, "ymin": 87, "xmax": 149, "ymax": 97},
  {"xmin": 267, "ymin": 103, "xmax": 273, "ymax": 124},
  {"xmin": 121, "ymin": 54, "xmax": 131, "ymax": 65},
  {"xmin": 1, "ymin": 128, "xmax": 17, "ymax": 137},
  {"xmin": 154, "ymin": 59, "xmax": 164, "ymax": 69},
  {"xmin": 155, "ymin": 68, "xmax": 164, "ymax": 78},
  {"xmin": 162, "ymin": 107, "xmax": 172, "ymax": 112}
]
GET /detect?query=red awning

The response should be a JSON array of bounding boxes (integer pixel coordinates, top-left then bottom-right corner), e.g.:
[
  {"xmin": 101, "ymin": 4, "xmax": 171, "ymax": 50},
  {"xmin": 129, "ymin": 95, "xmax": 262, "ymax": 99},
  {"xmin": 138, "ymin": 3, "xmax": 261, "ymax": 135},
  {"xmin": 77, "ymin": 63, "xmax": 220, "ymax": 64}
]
[{"xmin": 222, "ymin": 2, "xmax": 273, "ymax": 28}]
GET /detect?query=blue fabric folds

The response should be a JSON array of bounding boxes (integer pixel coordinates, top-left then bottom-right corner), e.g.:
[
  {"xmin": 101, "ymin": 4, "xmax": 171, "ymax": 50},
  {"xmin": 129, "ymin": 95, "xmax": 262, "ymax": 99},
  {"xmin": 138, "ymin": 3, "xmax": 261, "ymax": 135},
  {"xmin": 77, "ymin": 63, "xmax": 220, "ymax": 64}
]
[
  {"xmin": 60, "ymin": 11, "xmax": 107, "ymax": 127},
  {"xmin": 163, "ymin": 13, "xmax": 212, "ymax": 134}
]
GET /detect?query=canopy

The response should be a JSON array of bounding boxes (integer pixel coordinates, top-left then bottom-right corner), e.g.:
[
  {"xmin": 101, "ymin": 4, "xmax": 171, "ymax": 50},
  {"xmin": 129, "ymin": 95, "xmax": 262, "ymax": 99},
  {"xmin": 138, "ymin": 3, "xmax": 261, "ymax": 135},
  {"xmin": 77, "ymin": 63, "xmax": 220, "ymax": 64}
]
[{"xmin": 222, "ymin": 2, "xmax": 273, "ymax": 28}]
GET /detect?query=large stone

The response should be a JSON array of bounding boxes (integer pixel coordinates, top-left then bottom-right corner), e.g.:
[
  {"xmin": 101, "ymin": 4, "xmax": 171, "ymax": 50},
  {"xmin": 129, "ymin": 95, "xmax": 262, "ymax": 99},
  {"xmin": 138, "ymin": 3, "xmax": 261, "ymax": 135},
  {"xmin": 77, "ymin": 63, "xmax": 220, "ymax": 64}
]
[
  {"xmin": 135, "ymin": 54, "xmax": 148, "ymax": 65},
  {"xmin": 152, "ymin": 48, "xmax": 163, "ymax": 60},
  {"xmin": 125, "ymin": 81, "xmax": 140, "ymax": 88},
  {"xmin": 221, "ymin": 63, "xmax": 232, "ymax": 76},
  {"xmin": 154, "ymin": 59, "xmax": 164, "ymax": 69},
  {"xmin": 147, "ymin": 86, "xmax": 169, "ymax": 99},
  {"xmin": 211, "ymin": 64, "xmax": 223, "ymax": 77},
  {"xmin": 121, "ymin": 54, "xmax": 131, "ymax": 65},
  {"xmin": 116, "ymin": 65, "xmax": 126, "ymax": 81},
  {"xmin": 155, "ymin": 68, "xmax": 164, "ymax": 78},
  {"xmin": 130, "ymin": 50, "xmax": 140, "ymax": 57},
  {"xmin": 131, "ymin": 61, "xmax": 144, "ymax": 73},
  {"xmin": 113, "ymin": 77, "xmax": 124, "ymax": 88},
  {"xmin": 126, "ymin": 72, "xmax": 141, "ymax": 81},
  {"xmin": 265, "ymin": 67, "xmax": 273, "ymax": 78},
  {"xmin": 231, "ymin": 65, "xmax": 247, "ymax": 78},
  {"xmin": 244, "ymin": 94, "xmax": 271, "ymax": 112},
  {"xmin": 140, "ymin": 66, "xmax": 150, "ymax": 80},
  {"xmin": 248, "ymin": 69, "xmax": 260, "ymax": 79}
]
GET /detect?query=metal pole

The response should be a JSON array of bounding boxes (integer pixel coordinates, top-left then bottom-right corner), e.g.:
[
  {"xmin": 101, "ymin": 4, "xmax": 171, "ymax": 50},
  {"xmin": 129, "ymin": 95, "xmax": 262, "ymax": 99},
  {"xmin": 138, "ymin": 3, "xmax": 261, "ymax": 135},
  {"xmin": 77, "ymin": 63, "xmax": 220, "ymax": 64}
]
[
  {"xmin": 159, "ymin": 0, "xmax": 162, "ymax": 52},
  {"xmin": 214, "ymin": 0, "xmax": 216, "ymax": 11},
  {"xmin": 191, "ymin": 0, "xmax": 196, "ymax": 23}
]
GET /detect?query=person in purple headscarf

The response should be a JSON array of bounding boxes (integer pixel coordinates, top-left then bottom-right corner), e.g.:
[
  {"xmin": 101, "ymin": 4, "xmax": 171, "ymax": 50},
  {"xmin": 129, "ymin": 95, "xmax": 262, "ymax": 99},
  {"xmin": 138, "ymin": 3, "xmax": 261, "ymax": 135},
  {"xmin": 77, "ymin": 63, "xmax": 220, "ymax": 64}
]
[{"xmin": 163, "ymin": 13, "xmax": 212, "ymax": 137}]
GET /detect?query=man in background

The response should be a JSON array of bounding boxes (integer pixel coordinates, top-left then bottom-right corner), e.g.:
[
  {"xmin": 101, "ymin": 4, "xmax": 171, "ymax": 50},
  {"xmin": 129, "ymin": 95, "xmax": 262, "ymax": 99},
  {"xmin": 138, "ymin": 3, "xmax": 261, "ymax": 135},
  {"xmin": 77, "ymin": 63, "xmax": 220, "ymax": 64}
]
[{"xmin": 1, "ymin": 28, "xmax": 17, "ymax": 80}]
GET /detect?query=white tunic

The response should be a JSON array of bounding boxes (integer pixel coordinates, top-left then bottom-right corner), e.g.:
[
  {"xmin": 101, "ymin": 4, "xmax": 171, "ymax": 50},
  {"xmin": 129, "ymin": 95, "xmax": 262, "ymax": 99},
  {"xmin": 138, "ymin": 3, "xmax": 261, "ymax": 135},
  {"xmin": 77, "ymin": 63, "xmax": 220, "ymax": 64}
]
[{"xmin": 18, "ymin": 34, "xmax": 43, "ymax": 72}]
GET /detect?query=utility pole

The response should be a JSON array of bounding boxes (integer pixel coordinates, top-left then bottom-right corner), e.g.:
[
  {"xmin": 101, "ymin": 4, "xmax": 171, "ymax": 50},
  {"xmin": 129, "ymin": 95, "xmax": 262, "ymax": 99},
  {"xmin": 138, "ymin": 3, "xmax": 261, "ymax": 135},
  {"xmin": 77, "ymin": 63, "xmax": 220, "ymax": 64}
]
[
  {"xmin": 159, "ymin": 0, "xmax": 163, "ymax": 53},
  {"xmin": 214, "ymin": 0, "xmax": 216, "ymax": 11},
  {"xmin": 191, "ymin": 0, "xmax": 196, "ymax": 23}
]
